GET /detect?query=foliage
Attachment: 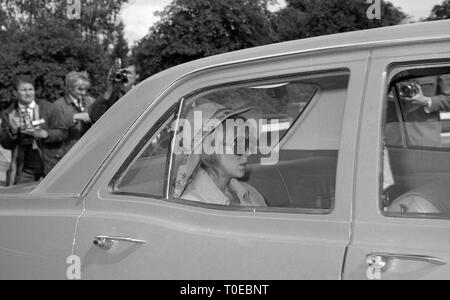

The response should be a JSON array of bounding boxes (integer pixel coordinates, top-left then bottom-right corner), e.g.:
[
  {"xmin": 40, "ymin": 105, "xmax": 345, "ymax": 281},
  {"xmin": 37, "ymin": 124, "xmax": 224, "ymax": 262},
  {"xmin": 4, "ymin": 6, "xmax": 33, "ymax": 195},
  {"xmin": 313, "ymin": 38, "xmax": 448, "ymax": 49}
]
[
  {"xmin": 276, "ymin": 0, "xmax": 406, "ymax": 40},
  {"xmin": 426, "ymin": 0, "xmax": 450, "ymax": 21},
  {"xmin": 133, "ymin": 0, "xmax": 278, "ymax": 79},
  {"xmin": 0, "ymin": 0, "xmax": 129, "ymax": 103}
]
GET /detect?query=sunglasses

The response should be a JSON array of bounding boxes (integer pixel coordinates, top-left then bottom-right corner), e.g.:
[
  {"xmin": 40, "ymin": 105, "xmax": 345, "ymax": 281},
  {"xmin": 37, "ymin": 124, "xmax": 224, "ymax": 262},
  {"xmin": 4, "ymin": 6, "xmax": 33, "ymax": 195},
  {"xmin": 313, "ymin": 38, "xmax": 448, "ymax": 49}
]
[{"xmin": 225, "ymin": 137, "xmax": 251, "ymax": 156}]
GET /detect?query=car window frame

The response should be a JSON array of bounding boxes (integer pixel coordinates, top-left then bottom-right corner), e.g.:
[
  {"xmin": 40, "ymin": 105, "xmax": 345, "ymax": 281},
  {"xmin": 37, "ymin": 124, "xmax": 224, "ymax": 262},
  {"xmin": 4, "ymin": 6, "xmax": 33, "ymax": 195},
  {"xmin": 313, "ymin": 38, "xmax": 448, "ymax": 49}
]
[{"xmin": 109, "ymin": 102, "xmax": 180, "ymax": 199}]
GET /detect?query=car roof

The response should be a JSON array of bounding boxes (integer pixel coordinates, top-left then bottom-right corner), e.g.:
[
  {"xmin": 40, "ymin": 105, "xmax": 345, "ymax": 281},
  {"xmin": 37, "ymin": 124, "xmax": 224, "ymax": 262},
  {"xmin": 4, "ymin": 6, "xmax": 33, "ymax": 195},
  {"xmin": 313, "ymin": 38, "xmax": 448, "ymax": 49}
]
[
  {"xmin": 35, "ymin": 20, "xmax": 450, "ymax": 195},
  {"xmin": 178, "ymin": 19, "xmax": 450, "ymax": 71}
]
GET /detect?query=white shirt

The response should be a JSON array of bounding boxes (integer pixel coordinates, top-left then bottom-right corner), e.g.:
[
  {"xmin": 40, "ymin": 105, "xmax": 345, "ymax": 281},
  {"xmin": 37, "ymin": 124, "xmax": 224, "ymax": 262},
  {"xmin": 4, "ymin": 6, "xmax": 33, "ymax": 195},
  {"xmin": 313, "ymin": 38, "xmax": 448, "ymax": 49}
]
[{"xmin": 18, "ymin": 101, "xmax": 36, "ymax": 119}]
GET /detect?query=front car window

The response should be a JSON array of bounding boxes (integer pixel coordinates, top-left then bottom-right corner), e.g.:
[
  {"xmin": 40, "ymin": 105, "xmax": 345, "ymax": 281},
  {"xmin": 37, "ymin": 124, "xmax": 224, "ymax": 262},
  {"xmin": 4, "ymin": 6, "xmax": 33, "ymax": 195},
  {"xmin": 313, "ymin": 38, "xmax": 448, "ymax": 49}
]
[{"xmin": 382, "ymin": 65, "xmax": 450, "ymax": 217}]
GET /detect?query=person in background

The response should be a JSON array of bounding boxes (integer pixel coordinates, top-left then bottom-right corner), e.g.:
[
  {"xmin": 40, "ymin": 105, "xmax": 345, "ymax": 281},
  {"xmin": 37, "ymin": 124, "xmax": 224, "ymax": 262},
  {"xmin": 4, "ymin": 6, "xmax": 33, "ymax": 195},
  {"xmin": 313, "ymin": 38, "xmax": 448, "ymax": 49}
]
[
  {"xmin": 0, "ymin": 98, "xmax": 12, "ymax": 185},
  {"xmin": 54, "ymin": 71, "xmax": 95, "ymax": 157},
  {"xmin": 90, "ymin": 60, "xmax": 140, "ymax": 123},
  {"xmin": 400, "ymin": 75, "xmax": 450, "ymax": 147},
  {"xmin": 0, "ymin": 76, "xmax": 67, "ymax": 185}
]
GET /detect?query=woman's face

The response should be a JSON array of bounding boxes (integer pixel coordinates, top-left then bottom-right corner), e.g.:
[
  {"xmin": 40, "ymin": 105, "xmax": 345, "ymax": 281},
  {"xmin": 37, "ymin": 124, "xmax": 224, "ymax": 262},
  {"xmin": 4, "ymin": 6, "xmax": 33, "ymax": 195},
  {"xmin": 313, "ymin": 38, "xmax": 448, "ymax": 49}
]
[
  {"xmin": 215, "ymin": 153, "xmax": 249, "ymax": 179},
  {"xmin": 211, "ymin": 123, "xmax": 251, "ymax": 179}
]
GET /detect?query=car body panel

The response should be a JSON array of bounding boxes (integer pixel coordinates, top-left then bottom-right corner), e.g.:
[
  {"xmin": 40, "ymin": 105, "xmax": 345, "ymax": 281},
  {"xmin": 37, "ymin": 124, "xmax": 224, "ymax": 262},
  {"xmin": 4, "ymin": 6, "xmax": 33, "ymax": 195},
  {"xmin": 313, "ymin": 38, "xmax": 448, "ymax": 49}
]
[{"xmin": 0, "ymin": 195, "xmax": 82, "ymax": 279}]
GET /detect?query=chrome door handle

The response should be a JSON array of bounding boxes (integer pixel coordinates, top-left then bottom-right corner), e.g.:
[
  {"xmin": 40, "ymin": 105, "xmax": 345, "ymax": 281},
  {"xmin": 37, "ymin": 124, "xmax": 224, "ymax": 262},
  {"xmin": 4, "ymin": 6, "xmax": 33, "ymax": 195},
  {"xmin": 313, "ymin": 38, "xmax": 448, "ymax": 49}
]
[
  {"xmin": 93, "ymin": 235, "xmax": 147, "ymax": 250},
  {"xmin": 367, "ymin": 253, "xmax": 447, "ymax": 268}
]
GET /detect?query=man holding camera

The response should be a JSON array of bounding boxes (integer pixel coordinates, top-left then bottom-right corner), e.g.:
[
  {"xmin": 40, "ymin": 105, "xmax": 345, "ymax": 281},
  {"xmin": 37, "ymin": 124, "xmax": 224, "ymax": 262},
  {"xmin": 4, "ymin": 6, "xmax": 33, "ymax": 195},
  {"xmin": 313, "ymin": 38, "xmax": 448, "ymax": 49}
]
[
  {"xmin": 90, "ymin": 60, "xmax": 140, "ymax": 123},
  {"xmin": 0, "ymin": 76, "xmax": 67, "ymax": 185},
  {"xmin": 397, "ymin": 75, "xmax": 450, "ymax": 147}
]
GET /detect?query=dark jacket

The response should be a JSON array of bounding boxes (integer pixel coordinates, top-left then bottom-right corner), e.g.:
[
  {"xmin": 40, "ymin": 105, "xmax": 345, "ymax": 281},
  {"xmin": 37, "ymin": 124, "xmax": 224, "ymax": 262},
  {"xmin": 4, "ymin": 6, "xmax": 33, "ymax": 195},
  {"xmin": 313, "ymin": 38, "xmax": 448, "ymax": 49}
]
[
  {"xmin": 54, "ymin": 95, "xmax": 95, "ymax": 155},
  {"xmin": 0, "ymin": 100, "xmax": 68, "ymax": 185},
  {"xmin": 90, "ymin": 88, "xmax": 125, "ymax": 123}
]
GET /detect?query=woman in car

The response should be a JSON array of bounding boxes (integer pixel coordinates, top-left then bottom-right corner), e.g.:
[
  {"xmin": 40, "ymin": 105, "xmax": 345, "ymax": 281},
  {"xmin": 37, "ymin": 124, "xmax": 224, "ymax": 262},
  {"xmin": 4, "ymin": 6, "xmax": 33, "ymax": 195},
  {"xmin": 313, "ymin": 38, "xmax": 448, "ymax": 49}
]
[{"xmin": 173, "ymin": 102, "xmax": 267, "ymax": 207}]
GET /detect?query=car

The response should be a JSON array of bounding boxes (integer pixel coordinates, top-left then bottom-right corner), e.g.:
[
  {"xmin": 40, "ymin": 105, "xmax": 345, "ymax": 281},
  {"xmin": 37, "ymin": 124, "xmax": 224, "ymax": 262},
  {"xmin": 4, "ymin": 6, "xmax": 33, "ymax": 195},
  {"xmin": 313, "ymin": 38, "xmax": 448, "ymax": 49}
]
[{"xmin": 1, "ymin": 20, "xmax": 450, "ymax": 280}]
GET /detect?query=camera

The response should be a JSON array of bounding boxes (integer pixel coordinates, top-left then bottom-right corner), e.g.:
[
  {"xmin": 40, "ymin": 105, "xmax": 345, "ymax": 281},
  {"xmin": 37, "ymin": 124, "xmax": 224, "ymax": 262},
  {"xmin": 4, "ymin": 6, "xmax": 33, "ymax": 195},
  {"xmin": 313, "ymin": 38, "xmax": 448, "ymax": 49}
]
[
  {"xmin": 21, "ymin": 118, "xmax": 45, "ymax": 132},
  {"xmin": 398, "ymin": 82, "xmax": 420, "ymax": 98},
  {"xmin": 110, "ymin": 58, "xmax": 129, "ymax": 84}
]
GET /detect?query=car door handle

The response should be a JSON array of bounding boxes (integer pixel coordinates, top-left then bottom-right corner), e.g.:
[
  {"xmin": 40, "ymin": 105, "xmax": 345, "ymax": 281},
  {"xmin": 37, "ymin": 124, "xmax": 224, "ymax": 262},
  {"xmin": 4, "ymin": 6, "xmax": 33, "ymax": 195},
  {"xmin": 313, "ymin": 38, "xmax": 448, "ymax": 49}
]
[
  {"xmin": 93, "ymin": 235, "xmax": 147, "ymax": 250},
  {"xmin": 367, "ymin": 253, "xmax": 447, "ymax": 269}
]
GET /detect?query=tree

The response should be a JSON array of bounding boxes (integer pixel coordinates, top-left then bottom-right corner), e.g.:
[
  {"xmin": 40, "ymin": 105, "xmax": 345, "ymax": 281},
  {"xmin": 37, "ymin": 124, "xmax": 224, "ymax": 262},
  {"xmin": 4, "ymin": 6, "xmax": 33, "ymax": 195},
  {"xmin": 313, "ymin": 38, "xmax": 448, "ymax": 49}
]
[
  {"xmin": 427, "ymin": 0, "xmax": 450, "ymax": 21},
  {"xmin": 0, "ymin": 0, "xmax": 128, "ymax": 49},
  {"xmin": 111, "ymin": 22, "xmax": 130, "ymax": 60},
  {"xmin": 0, "ymin": 0, "xmax": 129, "ymax": 103},
  {"xmin": 275, "ymin": 0, "xmax": 406, "ymax": 41},
  {"xmin": 133, "ymin": 0, "xmax": 278, "ymax": 79}
]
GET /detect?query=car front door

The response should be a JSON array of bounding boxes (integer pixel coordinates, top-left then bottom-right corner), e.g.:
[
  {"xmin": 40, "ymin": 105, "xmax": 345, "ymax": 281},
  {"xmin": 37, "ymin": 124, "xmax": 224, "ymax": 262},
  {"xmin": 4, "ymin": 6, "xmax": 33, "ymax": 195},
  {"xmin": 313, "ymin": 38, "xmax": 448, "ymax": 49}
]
[
  {"xmin": 0, "ymin": 193, "xmax": 82, "ymax": 279},
  {"xmin": 344, "ymin": 41, "xmax": 450, "ymax": 280},
  {"xmin": 73, "ymin": 51, "xmax": 367, "ymax": 279}
]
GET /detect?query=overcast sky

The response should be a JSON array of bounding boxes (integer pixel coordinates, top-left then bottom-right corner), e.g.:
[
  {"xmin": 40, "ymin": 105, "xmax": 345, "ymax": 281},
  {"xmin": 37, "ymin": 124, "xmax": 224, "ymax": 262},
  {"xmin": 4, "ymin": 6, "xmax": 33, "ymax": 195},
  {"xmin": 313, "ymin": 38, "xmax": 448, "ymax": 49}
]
[{"xmin": 121, "ymin": 0, "xmax": 444, "ymax": 46}]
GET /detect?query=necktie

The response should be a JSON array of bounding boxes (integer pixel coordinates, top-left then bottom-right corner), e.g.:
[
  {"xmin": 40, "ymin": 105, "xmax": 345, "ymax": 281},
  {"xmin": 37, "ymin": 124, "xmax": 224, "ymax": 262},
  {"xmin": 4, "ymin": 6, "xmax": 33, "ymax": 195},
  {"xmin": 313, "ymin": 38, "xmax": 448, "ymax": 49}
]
[
  {"xmin": 76, "ymin": 98, "xmax": 85, "ymax": 112},
  {"xmin": 19, "ymin": 106, "xmax": 33, "ymax": 130}
]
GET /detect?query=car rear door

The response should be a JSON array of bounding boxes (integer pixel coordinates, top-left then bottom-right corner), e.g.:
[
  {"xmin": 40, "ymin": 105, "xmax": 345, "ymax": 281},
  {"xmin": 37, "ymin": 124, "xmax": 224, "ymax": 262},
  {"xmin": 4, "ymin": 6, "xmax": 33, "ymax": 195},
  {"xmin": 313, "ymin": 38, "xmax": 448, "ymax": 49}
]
[
  {"xmin": 344, "ymin": 40, "xmax": 450, "ymax": 280},
  {"xmin": 73, "ymin": 50, "xmax": 367, "ymax": 279}
]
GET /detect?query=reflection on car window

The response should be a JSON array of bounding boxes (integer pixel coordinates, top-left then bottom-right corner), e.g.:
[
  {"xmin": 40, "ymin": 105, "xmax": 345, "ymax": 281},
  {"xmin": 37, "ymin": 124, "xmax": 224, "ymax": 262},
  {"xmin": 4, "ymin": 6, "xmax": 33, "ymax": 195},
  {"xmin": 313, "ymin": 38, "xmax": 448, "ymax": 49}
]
[
  {"xmin": 170, "ymin": 71, "xmax": 349, "ymax": 212},
  {"xmin": 114, "ymin": 110, "xmax": 176, "ymax": 198},
  {"xmin": 382, "ymin": 67, "xmax": 450, "ymax": 217}
]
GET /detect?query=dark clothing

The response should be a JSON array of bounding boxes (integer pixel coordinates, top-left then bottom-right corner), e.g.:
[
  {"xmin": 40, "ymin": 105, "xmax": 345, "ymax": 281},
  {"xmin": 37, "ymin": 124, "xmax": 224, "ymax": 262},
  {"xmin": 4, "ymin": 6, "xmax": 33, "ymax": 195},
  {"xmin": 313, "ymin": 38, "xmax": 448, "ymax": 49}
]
[
  {"xmin": 90, "ymin": 88, "xmax": 125, "ymax": 122},
  {"xmin": 0, "ymin": 100, "xmax": 68, "ymax": 185},
  {"xmin": 54, "ymin": 95, "xmax": 95, "ymax": 156}
]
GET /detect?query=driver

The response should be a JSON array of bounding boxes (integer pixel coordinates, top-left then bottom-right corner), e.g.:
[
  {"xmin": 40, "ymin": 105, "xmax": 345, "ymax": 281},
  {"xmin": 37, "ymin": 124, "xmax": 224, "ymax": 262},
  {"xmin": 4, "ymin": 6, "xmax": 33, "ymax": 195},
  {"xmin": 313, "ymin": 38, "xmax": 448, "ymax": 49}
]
[{"xmin": 173, "ymin": 102, "xmax": 267, "ymax": 207}]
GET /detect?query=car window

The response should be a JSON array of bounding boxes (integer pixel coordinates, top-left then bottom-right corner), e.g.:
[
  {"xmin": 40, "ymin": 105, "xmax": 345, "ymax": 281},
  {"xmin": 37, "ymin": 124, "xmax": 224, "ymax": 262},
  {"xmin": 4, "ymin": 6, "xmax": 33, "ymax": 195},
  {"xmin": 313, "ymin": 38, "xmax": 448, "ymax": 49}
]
[
  {"xmin": 112, "ymin": 107, "xmax": 176, "ymax": 198},
  {"xmin": 169, "ymin": 71, "xmax": 349, "ymax": 212},
  {"xmin": 382, "ymin": 65, "xmax": 450, "ymax": 217}
]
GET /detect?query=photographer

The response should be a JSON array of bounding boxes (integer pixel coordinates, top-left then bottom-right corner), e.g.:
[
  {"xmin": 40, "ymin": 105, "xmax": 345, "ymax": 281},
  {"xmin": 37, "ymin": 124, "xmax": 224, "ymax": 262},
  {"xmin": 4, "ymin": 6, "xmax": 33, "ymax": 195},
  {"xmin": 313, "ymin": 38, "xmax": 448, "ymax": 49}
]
[
  {"xmin": 399, "ymin": 75, "xmax": 450, "ymax": 147},
  {"xmin": 90, "ymin": 59, "xmax": 140, "ymax": 123},
  {"xmin": 0, "ymin": 76, "xmax": 67, "ymax": 185}
]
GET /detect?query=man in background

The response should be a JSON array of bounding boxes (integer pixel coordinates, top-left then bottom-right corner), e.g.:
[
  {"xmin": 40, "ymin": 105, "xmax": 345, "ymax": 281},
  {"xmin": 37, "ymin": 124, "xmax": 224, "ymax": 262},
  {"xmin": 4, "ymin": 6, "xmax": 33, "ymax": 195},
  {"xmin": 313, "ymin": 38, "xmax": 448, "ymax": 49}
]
[
  {"xmin": 90, "ymin": 60, "xmax": 140, "ymax": 123},
  {"xmin": 0, "ymin": 98, "xmax": 12, "ymax": 185},
  {"xmin": 0, "ymin": 76, "xmax": 67, "ymax": 185}
]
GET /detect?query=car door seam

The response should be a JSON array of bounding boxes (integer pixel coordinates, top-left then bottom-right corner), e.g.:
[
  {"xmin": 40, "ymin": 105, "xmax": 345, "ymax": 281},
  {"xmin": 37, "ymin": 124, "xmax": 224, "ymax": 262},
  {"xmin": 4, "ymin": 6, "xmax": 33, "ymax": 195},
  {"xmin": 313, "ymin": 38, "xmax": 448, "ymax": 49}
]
[
  {"xmin": 340, "ymin": 49, "xmax": 373, "ymax": 280},
  {"xmin": 71, "ymin": 195, "xmax": 87, "ymax": 255}
]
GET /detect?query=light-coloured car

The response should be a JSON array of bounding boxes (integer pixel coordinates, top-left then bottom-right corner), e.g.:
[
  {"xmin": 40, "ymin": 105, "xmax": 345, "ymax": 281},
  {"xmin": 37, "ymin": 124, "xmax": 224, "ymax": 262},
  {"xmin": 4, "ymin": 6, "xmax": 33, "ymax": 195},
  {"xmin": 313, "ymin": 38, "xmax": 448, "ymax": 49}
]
[{"xmin": 1, "ymin": 20, "xmax": 450, "ymax": 280}]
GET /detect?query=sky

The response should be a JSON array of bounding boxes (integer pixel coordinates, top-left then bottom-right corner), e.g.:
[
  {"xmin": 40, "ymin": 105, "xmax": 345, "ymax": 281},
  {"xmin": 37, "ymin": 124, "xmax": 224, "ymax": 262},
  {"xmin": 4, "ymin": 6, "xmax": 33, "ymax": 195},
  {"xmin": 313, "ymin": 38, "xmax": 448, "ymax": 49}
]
[{"xmin": 120, "ymin": 0, "xmax": 445, "ymax": 46}]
